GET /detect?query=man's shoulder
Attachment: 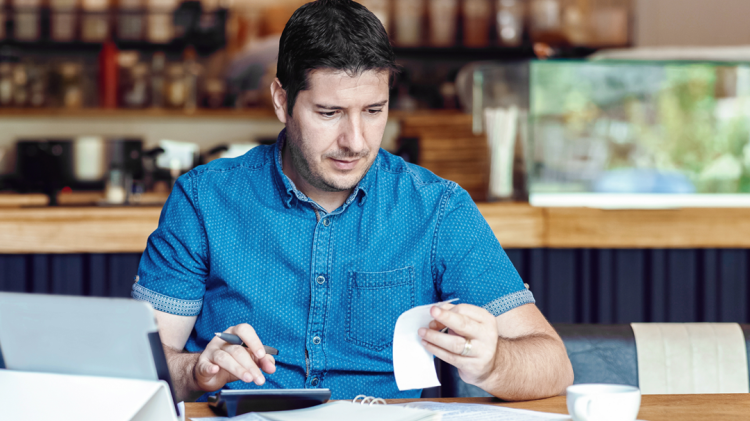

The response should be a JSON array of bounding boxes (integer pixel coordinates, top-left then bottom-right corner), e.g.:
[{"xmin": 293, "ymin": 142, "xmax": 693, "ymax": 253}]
[
  {"xmin": 189, "ymin": 144, "xmax": 274, "ymax": 179},
  {"xmin": 376, "ymin": 149, "xmax": 457, "ymax": 190}
]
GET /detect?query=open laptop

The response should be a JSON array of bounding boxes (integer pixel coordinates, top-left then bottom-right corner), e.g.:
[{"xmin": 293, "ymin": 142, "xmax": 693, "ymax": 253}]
[{"xmin": 0, "ymin": 292, "xmax": 179, "ymax": 416}]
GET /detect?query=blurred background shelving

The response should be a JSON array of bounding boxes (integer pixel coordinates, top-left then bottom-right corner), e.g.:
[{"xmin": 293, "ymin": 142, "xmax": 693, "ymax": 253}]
[
  {"xmin": 5, "ymin": 0, "xmax": 750, "ymax": 326},
  {"xmin": 0, "ymin": 0, "xmax": 631, "ymax": 201}
]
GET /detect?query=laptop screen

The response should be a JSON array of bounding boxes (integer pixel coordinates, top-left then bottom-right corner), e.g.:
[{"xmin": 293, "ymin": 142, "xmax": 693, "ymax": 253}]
[{"xmin": 0, "ymin": 292, "xmax": 179, "ymax": 416}]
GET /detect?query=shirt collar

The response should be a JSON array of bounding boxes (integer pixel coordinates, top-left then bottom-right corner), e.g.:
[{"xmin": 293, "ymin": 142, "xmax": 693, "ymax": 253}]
[{"xmin": 272, "ymin": 129, "xmax": 377, "ymax": 211}]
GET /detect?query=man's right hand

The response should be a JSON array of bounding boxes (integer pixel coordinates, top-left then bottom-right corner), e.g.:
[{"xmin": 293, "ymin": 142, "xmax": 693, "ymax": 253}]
[{"xmin": 193, "ymin": 323, "xmax": 277, "ymax": 392}]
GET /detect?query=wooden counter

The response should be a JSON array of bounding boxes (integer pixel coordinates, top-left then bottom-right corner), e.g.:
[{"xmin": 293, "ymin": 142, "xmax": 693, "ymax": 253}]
[
  {"xmin": 543, "ymin": 207, "xmax": 750, "ymax": 248},
  {"xmin": 0, "ymin": 207, "xmax": 161, "ymax": 253},
  {"xmin": 2, "ymin": 202, "xmax": 750, "ymax": 253}
]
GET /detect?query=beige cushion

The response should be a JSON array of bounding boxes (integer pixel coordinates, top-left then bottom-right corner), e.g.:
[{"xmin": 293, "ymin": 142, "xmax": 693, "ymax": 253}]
[{"xmin": 631, "ymin": 323, "xmax": 748, "ymax": 394}]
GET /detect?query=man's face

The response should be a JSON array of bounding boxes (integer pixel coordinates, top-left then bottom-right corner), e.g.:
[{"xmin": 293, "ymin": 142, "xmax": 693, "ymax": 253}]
[{"xmin": 283, "ymin": 69, "xmax": 390, "ymax": 193}]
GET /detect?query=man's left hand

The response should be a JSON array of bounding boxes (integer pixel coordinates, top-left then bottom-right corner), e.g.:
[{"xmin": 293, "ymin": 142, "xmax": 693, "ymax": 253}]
[{"xmin": 418, "ymin": 303, "xmax": 499, "ymax": 387}]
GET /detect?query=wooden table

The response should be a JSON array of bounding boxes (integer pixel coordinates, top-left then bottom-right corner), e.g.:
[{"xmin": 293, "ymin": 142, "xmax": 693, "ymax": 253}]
[{"xmin": 184, "ymin": 394, "xmax": 750, "ymax": 420}]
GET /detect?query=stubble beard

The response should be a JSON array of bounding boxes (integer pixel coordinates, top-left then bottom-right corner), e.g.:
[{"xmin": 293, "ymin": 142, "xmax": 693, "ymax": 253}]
[{"xmin": 285, "ymin": 120, "xmax": 372, "ymax": 193}]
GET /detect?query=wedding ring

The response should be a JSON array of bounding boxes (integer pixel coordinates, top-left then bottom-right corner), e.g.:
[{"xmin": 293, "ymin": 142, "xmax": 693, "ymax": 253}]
[{"xmin": 460, "ymin": 338, "xmax": 472, "ymax": 356}]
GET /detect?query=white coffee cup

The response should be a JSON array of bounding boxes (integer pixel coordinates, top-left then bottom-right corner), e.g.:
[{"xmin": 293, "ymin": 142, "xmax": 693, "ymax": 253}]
[{"xmin": 566, "ymin": 384, "xmax": 641, "ymax": 421}]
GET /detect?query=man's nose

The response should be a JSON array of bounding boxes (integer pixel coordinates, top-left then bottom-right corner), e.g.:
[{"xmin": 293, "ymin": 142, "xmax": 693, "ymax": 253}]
[{"xmin": 339, "ymin": 112, "xmax": 366, "ymax": 153}]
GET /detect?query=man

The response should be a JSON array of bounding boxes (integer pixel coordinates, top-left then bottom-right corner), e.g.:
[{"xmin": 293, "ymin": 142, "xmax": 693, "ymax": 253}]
[{"xmin": 132, "ymin": 0, "xmax": 573, "ymax": 402}]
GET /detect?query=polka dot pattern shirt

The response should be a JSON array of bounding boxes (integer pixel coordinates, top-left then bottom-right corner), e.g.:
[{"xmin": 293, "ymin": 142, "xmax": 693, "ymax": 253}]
[{"xmin": 132, "ymin": 129, "xmax": 534, "ymax": 400}]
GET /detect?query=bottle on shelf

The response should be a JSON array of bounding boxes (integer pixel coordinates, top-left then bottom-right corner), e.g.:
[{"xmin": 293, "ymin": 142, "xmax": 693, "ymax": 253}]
[
  {"xmin": 529, "ymin": 0, "xmax": 566, "ymax": 45},
  {"xmin": 562, "ymin": 0, "xmax": 590, "ymax": 46},
  {"xmin": 58, "ymin": 62, "xmax": 84, "ymax": 108},
  {"xmin": 12, "ymin": 63, "xmax": 28, "ymax": 106},
  {"xmin": 118, "ymin": 51, "xmax": 150, "ymax": 108},
  {"xmin": 589, "ymin": 0, "xmax": 628, "ymax": 46},
  {"xmin": 203, "ymin": 77, "xmax": 225, "ymax": 109},
  {"xmin": 394, "ymin": 0, "xmax": 424, "ymax": 47},
  {"xmin": 27, "ymin": 62, "xmax": 46, "ymax": 107},
  {"xmin": 183, "ymin": 46, "xmax": 202, "ymax": 112},
  {"xmin": 13, "ymin": 0, "xmax": 42, "ymax": 42},
  {"xmin": 0, "ymin": 63, "xmax": 13, "ymax": 106},
  {"xmin": 224, "ymin": 1, "xmax": 261, "ymax": 57},
  {"xmin": 50, "ymin": 0, "xmax": 79, "ymax": 42},
  {"xmin": 118, "ymin": 0, "xmax": 145, "ymax": 41},
  {"xmin": 463, "ymin": 0, "xmax": 491, "ymax": 47},
  {"xmin": 496, "ymin": 0, "xmax": 525, "ymax": 47},
  {"xmin": 0, "ymin": 0, "xmax": 5, "ymax": 41},
  {"xmin": 428, "ymin": 0, "xmax": 458, "ymax": 47},
  {"xmin": 81, "ymin": 0, "xmax": 111, "ymax": 43},
  {"xmin": 150, "ymin": 51, "xmax": 166, "ymax": 108},
  {"xmin": 165, "ymin": 62, "xmax": 186, "ymax": 108},
  {"xmin": 98, "ymin": 40, "xmax": 118, "ymax": 108},
  {"xmin": 358, "ymin": 0, "xmax": 391, "ymax": 34},
  {"xmin": 147, "ymin": 0, "xmax": 178, "ymax": 44}
]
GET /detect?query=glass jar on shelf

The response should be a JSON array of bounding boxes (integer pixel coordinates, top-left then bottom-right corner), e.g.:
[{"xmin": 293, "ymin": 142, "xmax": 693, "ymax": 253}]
[
  {"xmin": 529, "ymin": 0, "xmax": 565, "ymax": 45},
  {"xmin": 203, "ymin": 78, "xmax": 226, "ymax": 109},
  {"xmin": 428, "ymin": 0, "xmax": 458, "ymax": 47},
  {"xmin": 81, "ymin": 0, "xmax": 110, "ymax": 42},
  {"xmin": 562, "ymin": 0, "xmax": 591, "ymax": 46},
  {"xmin": 119, "ymin": 51, "xmax": 150, "ymax": 108},
  {"xmin": 358, "ymin": 0, "xmax": 391, "ymax": 34},
  {"xmin": 59, "ymin": 62, "xmax": 84, "ymax": 108},
  {"xmin": 50, "ymin": 0, "xmax": 78, "ymax": 42},
  {"xmin": 0, "ymin": 0, "xmax": 5, "ymax": 40},
  {"xmin": 394, "ymin": 0, "xmax": 424, "ymax": 47},
  {"xmin": 183, "ymin": 46, "xmax": 202, "ymax": 112},
  {"xmin": 589, "ymin": 0, "xmax": 629, "ymax": 46},
  {"xmin": 118, "ymin": 0, "xmax": 144, "ymax": 41},
  {"xmin": 463, "ymin": 0, "xmax": 491, "ymax": 47},
  {"xmin": 13, "ymin": 0, "xmax": 42, "ymax": 41},
  {"xmin": 27, "ymin": 63, "xmax": 46, "ymax": 107},
  {"xmin": 150, "ymin": 52, "xmax": 166, "ymax": 108},
  {"xmin": 0, "ymin": 63, "xmax": 13, "ymax": 106},
  {"xmin": 165, "ymin": 62, "xmax": 186, "ymax": 109},
  {"xmin": 147, "ymin": 0, "xmax": 178, "ymax": 44},
  {"xmin": 496, "ymin": 0, "xmax": 525, "ymax": 47},
  {"xmin": 12, "ymin": 63, "xmax": 28, "ymax": 107}
]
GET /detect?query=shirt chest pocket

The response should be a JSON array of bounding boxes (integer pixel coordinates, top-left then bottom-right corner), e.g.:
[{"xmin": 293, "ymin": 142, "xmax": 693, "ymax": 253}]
[{"xmin": 346, "ymin": 266, "xmax": 415, "ymax": 351}]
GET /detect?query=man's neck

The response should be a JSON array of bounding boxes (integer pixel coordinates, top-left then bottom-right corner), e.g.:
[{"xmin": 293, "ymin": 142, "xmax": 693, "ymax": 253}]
[{"xmin": 281, "ymin": 147, "xmax": 351, "ymax": 214}]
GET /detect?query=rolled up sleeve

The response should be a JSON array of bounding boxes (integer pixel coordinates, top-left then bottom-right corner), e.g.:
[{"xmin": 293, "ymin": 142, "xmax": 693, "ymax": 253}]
[
  {"xmin": 432, "ymin": 184, "xmax": 534, "ymax": 316},
  {"xmin": 132, "ymin": 171, "xmax": 208, "ymax": 316}
]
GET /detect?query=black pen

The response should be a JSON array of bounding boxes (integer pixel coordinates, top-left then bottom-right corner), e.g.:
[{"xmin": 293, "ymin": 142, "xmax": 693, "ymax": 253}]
[{"xmin": 214, "ymin": 332, "xmax": 279, "ymax": 356}]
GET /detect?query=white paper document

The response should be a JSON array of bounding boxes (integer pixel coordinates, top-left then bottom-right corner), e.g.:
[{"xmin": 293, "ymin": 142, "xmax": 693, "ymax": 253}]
[
  {"xmin": 179, "ymin": 401, "xmax": 186, "ymax": 421},
  {"xmin": 398, "ymin": 401, "xmax": 570, "ymax": 421},
  {"xmin": 192, "ymin": 401, "xmax": 438, "ymax": 421},
  {"xmin": 194, "ymin": 401, "xmax": 571, "ymax": 421},
  {"xmin": 393, "ymin": 299, "xmax": 459, "ymax": 391}
]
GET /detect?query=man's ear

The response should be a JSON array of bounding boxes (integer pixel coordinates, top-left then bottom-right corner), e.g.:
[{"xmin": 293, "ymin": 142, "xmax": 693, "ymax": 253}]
[{"xmin": 270, "ymin": 78, "xmax": 288, "ymax": 124}]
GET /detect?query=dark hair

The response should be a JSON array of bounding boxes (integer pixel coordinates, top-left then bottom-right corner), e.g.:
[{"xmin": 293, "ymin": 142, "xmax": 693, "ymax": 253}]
[{"xmin": 276, "ymin": 0, "xmax": 398, "ymax": 116}]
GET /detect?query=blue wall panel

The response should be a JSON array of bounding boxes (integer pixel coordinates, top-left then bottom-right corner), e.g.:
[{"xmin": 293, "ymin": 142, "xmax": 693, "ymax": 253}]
[
  {"xmin": 720, "ymin": 249, "xmax": 747, "ymax": 322},
  {"xmin": 0, "ymin": 254, "xmax": 142, "ymax": 298},
  {"xmin": 1, "ymin": 249, "xmax": 749, "ymax": 323}
]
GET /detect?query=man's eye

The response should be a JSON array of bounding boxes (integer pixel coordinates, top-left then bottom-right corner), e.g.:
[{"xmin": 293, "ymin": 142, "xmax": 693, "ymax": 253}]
[
  {"xmin": 367, "ymin": 109, "xmax": 383, "ymax": 114},
  {"xmin": 320, "ymin": 111, "xmax": 337, "ymax": 117}
]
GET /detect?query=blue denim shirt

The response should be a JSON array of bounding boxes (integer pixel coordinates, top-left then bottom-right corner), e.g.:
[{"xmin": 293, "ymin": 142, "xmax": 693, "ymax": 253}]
[{"xmin": 132, "ymin": 129, "xmax": 534, "ymax": 400}]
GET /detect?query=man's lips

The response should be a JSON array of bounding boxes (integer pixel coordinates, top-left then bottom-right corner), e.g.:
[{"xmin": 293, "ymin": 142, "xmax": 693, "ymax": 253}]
[{"xmin": 330, "ymin": 158, "xmax": 360, "ymax": 171}]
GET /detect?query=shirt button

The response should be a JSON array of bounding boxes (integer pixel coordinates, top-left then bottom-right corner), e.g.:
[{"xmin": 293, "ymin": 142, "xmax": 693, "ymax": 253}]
[
  {"xmin": 310, "ymin": 377, "xmax": 319, "ymax": 387},
  {"xmin": 313, "ymin": 336, "xmax": 321, "ymax": 345},
  {"xmin": 316, "ymin": 275, "xmax": 326, "ymax": 285},
  {"xmin": 322, "ymin": 219, "xmax": 330, "ymax": 227}
]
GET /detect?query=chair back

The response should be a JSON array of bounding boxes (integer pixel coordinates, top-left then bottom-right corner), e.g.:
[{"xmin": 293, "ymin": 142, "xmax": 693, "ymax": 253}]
[{"xmin": 426, "ymin": 323, "xmax": 750, "ymax": 398}]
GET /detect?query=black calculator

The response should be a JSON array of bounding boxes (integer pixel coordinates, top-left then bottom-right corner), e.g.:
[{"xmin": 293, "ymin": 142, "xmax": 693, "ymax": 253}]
[{"xmin": 208, "ymin": 388, "xmax": 331, "ymax": 417}]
